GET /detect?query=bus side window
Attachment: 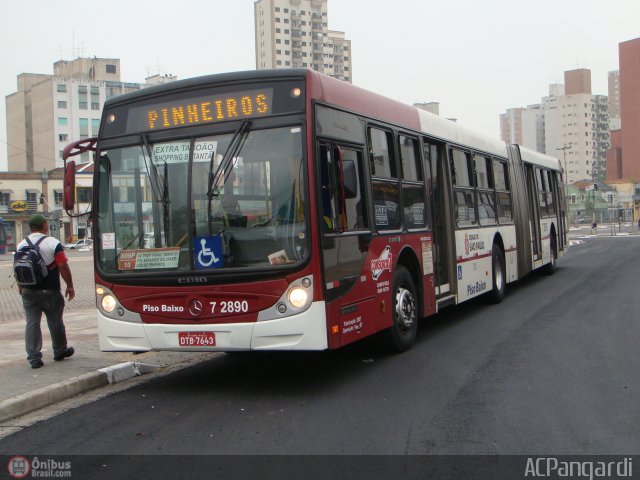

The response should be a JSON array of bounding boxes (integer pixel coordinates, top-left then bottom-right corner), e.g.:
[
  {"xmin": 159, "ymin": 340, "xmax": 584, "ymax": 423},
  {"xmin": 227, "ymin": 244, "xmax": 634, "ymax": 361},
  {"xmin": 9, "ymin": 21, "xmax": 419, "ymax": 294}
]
[
  {"xmin": 474, "ymin": 154, "xmax": 496, "ymax": 226},
  {"xmin": 450, "ymin": 148, "xmax": 477, "ymax": 227},
  {"xmin": 546, "ymin": 170, "xmax": 556, "ymax": 215},
  {"xmin": 399, "ymin": 135, "xmax": 427, "ymax": 229},
  {"xmin": 494, "ymin": 159, "xmax": 512, "ymax": 223},
  {"xmin": 369, "ymin": 127, "xmax": 400, "ymax": 231},
  {"xmin": 537, "ymin": 168, "xmax": 550, "ymax": 217}
]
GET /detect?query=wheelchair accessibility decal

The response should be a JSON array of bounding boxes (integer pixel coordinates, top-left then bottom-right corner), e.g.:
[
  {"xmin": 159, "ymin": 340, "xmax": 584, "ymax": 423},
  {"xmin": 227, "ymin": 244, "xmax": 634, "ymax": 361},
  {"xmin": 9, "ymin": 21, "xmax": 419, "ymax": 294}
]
[{"xmin": 194, "ymin": 236, "xmax": 224, "ymax": 269}]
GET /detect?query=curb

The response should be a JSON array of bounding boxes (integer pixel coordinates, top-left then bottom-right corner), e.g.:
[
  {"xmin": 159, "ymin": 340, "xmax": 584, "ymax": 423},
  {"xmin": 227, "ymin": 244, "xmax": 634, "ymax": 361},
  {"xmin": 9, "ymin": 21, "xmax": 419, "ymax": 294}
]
[
  {"xmin": 0, "ymin": 371, "xmax": 108, "ymax": 424},
  {"xmin": 0, "ymin": 362, "xmax": 160, "ymax": 424}
]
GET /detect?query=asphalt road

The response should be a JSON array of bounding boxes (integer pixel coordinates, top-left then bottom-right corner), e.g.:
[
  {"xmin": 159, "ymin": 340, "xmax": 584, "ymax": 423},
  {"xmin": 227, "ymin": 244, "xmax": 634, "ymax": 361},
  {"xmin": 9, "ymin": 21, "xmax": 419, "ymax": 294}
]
[{"xmin": 1, "ymin": 237, "xmax": 639, "ymax": 458}]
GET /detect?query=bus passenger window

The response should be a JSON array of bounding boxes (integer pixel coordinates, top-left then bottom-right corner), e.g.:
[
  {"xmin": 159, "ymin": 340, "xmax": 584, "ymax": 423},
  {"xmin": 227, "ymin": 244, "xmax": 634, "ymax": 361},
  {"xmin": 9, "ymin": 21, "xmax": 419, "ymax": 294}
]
[
  {"xmin": 399, "ymin": 135, "xmax": 426, "ymax": 230},
  {"xmin": 451, "ymin": 148, "xmax": 476, "ymax": 227},
  {"xmin": 451, "ymin": 149, "xmax": 472, "ymax": 187},
  {"xmin": 369, "ymin": 127, "xmax": 400, "ymax": 231},
  {"xmin": 478, "ymin": 191, "xmax": 496, "ymax": 226},
  {"xmin": 399, "ymin": 136, "xmax": 422, "ymax": 181},
  {"xmin": 537, "ymin": 169, "xmax": 550, "ymax": 217},
  {"xmin": 474, "ymin": 155, "xmax": 493, "ymax": 189},
  {"xmin": 494, "ymin": 160, "xmax": 512, "ymax": 223},
  {"xmin": 546, "ymin": 171, "xmax": 556, "ymax": 215},
  {"xmin": 474, "ymin": 154, "xmax": 495, "ymax": 226},
  {"xmin": 368, "ymin": 127, "xmax": 396, "ymax": 178},
  {"xmin": 455, "ymin": 190, "xmax": 477, "ymax": 227}
]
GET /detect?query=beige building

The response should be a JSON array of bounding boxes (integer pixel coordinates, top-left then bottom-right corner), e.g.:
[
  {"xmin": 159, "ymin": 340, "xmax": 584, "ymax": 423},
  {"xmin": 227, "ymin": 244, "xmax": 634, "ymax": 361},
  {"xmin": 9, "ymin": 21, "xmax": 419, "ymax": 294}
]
[
  {"xmin": 5, "ymin": 57, "xmax": 175, "ymax": 172},
  {"xmin": 607, "ymin": 70, "xmax": 621, "ymax": 130},
  {"xmin": 254, "ymin": 0, "xmax": 352, "ymax": 82}
]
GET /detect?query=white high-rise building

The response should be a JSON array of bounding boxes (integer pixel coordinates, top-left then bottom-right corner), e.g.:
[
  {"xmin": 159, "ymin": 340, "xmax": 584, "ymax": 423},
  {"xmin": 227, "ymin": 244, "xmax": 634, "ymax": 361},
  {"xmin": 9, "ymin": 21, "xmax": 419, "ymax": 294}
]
[
  {"xmin": 500, "ymin": 70, "xmax": 610, "ymax": 184},
  {"xmin": 254, "ymin": 0, "xmax": 352, "ymax": 82}
]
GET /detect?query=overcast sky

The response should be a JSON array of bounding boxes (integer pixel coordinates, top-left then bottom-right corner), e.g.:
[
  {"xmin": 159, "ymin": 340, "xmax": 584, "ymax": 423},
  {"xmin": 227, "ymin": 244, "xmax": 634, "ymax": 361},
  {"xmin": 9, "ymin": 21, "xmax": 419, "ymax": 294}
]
[{"xmin": 1, "ymin": 0, "xmax": 638, "ymax": 171}]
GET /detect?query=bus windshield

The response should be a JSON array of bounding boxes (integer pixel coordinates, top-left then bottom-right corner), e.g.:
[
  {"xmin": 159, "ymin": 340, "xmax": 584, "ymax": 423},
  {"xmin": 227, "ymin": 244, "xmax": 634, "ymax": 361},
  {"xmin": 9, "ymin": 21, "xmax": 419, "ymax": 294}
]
[{"xmin": 95, "ymin": 125, "xmax": 307, "ymax": 274}]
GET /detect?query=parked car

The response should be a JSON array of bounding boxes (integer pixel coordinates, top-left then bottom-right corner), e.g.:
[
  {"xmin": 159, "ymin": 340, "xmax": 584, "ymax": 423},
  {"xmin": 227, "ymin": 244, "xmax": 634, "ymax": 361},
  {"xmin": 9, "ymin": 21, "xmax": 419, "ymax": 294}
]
[{"xmin": 64, "ymin": 239, "xmax": 93, "ymax": 249}]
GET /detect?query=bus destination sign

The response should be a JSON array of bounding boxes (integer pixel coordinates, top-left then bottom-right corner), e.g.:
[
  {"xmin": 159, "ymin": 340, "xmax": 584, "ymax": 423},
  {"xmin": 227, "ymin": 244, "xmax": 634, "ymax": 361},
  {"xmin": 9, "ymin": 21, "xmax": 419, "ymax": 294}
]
[{"xmin": 125, "ymin": 88, "xmax": 274, "ymax": 133}]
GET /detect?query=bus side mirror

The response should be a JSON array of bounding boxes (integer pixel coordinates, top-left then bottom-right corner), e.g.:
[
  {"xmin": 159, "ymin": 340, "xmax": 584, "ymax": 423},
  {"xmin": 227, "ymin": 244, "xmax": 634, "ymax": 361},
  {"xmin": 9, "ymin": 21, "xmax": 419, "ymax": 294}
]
[
  {"xmin": 63, "ymin": 161, "xmax": 76, "ymax": 211},
  {"xmin": 342, "ymin": 159, "xmax": 358, "ymax": 199}
]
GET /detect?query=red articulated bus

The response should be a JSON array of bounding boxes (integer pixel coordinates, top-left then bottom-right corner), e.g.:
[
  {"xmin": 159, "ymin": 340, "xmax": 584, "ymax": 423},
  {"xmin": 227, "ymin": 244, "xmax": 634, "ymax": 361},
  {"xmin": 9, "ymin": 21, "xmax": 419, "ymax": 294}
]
[{"xmin": 63, "ymin": 69, "xmax": 567, "ymax": 353}]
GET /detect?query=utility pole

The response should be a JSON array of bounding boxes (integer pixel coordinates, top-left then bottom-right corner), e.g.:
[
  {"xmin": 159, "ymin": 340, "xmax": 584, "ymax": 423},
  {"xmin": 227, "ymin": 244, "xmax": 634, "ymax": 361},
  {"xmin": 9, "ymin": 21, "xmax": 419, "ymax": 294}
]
[{"xmin": 556, "ymin": 146, "xmax": 571, "ymax": 185}]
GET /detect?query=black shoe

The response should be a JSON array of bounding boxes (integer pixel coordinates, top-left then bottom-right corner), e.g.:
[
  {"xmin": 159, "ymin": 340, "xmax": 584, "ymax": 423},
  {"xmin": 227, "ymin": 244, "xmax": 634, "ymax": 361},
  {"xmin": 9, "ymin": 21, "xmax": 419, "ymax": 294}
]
[
  {"xmin": 31, "ymin": 359, "xmax": 44, "ymax": 369},
  {"xmin": 54, "ymin": 347, "xmax": 74, "ymax": 361}
]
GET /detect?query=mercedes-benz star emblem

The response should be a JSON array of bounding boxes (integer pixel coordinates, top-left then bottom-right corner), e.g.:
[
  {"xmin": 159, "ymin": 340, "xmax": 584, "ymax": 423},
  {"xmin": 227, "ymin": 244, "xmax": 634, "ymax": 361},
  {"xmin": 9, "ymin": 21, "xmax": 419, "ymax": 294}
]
[{"xmin": 188, "ymin": 299, "xmax": 203, "ymax": 317}]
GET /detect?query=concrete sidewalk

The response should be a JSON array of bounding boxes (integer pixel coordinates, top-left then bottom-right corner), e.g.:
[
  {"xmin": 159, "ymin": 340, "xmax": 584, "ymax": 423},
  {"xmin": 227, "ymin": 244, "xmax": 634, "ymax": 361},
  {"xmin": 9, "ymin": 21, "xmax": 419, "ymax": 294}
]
[
  {"xmin": 0, "ymin": 304, "xmax": 216, "ymax": 423},
  {"xmin": 0, "ymin": 250, "xmax": 217, "ymax": 423},
  {"xmin": 0, "ymin": 306, "xmax": 216, "ymax": 423}
]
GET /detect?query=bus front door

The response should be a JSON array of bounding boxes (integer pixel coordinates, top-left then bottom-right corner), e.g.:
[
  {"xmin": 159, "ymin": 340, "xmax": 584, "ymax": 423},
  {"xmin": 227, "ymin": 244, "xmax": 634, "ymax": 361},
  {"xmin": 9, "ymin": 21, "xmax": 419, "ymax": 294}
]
[{"xmin": 318, "ymin": 142, "xmax": 375, "ymax": 346}]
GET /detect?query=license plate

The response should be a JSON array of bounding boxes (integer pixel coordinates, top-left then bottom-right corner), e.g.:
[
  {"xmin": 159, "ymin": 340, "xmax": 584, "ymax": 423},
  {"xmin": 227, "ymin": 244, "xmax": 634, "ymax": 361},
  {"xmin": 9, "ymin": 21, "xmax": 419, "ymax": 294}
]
[{"xmin": 178, "ymin": 332, "xmax": 216, "ymax": 347}]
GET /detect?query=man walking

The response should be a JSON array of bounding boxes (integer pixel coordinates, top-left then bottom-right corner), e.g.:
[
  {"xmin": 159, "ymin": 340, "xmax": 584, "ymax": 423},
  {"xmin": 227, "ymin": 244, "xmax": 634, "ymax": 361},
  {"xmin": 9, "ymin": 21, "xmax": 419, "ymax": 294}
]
[{"xmin": 17, "ymin": 214, "xmax": 75, "ymax": 369}]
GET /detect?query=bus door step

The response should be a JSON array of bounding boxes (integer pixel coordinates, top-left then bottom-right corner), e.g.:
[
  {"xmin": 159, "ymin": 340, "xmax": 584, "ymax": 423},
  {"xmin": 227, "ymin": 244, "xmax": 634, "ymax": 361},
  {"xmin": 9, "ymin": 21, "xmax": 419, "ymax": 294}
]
[{"xmin": 436, "ymin": 294, "xmax": 456, "ymax": 311}]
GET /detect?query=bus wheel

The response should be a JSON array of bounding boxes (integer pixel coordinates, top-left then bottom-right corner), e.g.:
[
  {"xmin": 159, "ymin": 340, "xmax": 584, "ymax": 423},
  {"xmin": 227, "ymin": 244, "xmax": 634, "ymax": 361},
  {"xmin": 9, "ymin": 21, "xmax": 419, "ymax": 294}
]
[
  {"xmin": 542, "ymin": 234, "xmax": 557, "ymax": 276},
  {"xmin": 488, "ymin": 244, "xmax": 505, "ymax": 303},
  {"xmin": 383, "ymin": 266, "xmax": 418, "ymax": 353}
]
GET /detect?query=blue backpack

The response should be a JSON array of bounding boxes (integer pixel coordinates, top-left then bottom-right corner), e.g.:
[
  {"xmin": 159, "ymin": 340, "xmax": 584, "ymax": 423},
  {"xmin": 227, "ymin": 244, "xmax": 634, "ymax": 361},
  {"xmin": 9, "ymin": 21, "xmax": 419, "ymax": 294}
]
[{"xmin": 14, "ymin": 236, "xmax": 49, "ymax": 286}]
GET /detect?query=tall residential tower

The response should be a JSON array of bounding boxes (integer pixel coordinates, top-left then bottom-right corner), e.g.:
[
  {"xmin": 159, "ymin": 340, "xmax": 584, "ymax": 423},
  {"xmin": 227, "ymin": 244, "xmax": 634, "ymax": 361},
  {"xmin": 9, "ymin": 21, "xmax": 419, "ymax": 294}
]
[{"xmin": 254, "ymin": 0, "xmax": 352, "ymax": 82}]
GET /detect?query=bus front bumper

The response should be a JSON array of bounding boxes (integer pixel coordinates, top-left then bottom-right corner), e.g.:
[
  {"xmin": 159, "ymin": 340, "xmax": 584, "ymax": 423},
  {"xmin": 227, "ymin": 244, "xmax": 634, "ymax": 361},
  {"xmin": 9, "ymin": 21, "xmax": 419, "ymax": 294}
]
[{"xmin": 98, "ymin": 302, "xmax": 329, "ymax": 352}]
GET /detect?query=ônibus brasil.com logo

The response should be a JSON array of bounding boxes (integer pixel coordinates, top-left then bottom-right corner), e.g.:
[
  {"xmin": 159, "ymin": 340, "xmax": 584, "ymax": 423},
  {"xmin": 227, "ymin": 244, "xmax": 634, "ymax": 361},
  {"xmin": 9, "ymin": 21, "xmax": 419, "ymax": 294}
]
[{"xmin": 7, "ymin": 456, "xmax": 71, "ymax": 478}]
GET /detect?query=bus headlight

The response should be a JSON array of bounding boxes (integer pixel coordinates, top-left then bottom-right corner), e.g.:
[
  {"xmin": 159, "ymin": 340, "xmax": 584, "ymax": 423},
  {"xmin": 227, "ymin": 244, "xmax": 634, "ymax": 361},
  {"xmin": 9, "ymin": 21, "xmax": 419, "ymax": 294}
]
[
  {"xmin": 257, "ymin": 275, "xmax": 314, "ymax": 322},
  {"xmin": 102, "ymin": 294, "xmax": 117, "ymax": 313},
  {"xmin": 288, "ymin": 287, "xmax": 308, "ymax": 309}
]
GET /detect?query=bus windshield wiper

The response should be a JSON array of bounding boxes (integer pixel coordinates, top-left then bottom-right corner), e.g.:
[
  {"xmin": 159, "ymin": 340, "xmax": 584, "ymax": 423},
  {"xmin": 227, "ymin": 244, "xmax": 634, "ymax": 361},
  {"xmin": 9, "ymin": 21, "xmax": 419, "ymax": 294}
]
[
  {"xmin": 207, "ymin": 119, "xmax": 251, "ymax": 232},
  {"xmin": 140, "ymin": 134, "xmax": 167, "ymax": 205},
  {"xmin": 141, "ymin": 133, "xmax": 170, "ymax": 245},
  {"xmin": 207, "ymin": 119, "xmax": 252, "ymax": 199}
]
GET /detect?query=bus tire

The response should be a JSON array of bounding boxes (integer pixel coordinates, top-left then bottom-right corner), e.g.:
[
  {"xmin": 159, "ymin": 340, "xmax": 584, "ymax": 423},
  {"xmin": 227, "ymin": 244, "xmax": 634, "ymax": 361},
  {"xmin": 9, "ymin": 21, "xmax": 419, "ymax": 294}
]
[
  {"xmin": 383, "ymin": 266, "xmax": 418, "ymax": 353},
  {"xmin": 542, "ymin": 233, "xmax": 557, "ymax": 276},
  {"xmin": 488, "ymin": 244, "xmax": 505, "ymax": 303}
]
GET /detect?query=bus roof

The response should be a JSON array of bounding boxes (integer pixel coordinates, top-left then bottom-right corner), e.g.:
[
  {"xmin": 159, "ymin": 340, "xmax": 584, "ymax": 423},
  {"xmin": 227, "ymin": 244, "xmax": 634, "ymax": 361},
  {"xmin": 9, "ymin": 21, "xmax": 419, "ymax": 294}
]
[
  {"xmin": 309, "ymin": 71, "xmax": 508, "ymax": 158},
  {"xmin": 416, "ymin": 109, "xmax": 508, "ymax": 158},
  {"xmin": 517, "ymin": 145, "xmax": 562, "ymax": 171}
]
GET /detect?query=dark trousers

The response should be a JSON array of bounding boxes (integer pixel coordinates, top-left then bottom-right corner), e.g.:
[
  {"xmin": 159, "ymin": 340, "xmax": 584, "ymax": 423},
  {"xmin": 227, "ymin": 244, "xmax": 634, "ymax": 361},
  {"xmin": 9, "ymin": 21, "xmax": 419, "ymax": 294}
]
[{"xmin": 21, "ymin": 289, "xmax": 67, "ymax": 364}]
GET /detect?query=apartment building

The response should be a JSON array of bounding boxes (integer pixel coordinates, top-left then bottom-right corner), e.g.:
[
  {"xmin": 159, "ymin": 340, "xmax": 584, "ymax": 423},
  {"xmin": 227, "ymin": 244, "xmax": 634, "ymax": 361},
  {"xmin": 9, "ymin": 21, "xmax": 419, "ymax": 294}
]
[
  {"xmin": 500, "ymin": 69, "xmax": 610, "ymax": 184},
  {"xmin": 254, "ymin": 0, "xmax": 352, "ymax": 82},
  {"xmin": 608, "ymin": 70, "xmax": 621, "ymax": 130},
  {"xmin": 5, "ymin": 57, "xmax": 176, "ymax": 172}
]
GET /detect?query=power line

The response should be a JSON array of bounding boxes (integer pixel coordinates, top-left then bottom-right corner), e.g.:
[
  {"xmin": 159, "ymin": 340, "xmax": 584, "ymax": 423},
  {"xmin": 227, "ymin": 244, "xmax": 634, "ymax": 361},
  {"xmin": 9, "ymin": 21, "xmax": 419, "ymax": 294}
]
[{"xmin": 0, "ymin": 138, "xmax": 59, "ymax": 163}]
